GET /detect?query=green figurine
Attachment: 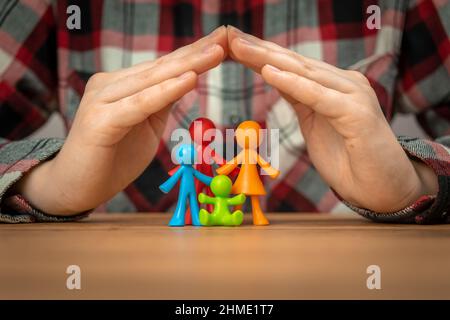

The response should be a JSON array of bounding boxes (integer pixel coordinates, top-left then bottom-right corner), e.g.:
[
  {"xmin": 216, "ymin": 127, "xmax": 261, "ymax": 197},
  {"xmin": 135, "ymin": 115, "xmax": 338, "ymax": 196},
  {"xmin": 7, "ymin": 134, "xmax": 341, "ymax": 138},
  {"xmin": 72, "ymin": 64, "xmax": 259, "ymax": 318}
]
[{"xmin": 198, "ymin": 175, "xmax": 246, "ymax": 226}]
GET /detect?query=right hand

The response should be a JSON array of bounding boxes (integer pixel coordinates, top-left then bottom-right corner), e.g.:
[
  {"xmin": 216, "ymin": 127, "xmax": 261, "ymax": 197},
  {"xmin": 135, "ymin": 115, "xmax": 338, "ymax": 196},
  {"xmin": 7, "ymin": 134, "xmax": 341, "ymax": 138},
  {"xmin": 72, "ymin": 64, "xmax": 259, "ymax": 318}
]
[
  {"xmin": 198, "ymin": 193, "xmax": 207, "ymax": 204},
  {"xmin": 236, "ymin": 194, "xmax": 246, "ymax": 204},
  {"xmin": 15, "ymin": 27, "xmax": 228, "ymax": 215}
]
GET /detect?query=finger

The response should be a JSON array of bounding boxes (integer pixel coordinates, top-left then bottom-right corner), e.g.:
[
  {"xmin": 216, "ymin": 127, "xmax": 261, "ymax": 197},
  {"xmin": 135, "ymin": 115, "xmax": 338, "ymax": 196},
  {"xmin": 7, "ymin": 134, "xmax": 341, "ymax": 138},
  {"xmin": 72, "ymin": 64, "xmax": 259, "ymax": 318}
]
[
  {"xmin": 261, "ymin": 64, "xmax": 350, "ymax": 118},
  {"xmin": 228, "ymin": 26, "xmax": 350, "ymax": 77},
  {"xmin": 227, "ymin": 26, "xmax": 283, "ymax": 59},
  {"xmin": 99, "ymin": 44, "xmax": 223, "ymax": 102},
  {"xmin": 107, "ymin": 71, "xmax": 197, "ymax": 128},
  {"xmin": 274, "ymin": 90, "xmax": 315, "ymax": 125},
  {"xmin": 108, "ymin": 26, "xmax": 228, "ymax": 81},
  {"xmin": 83, "ymin": 26, "xmax": 227, "ymax": 92},
  {"xmin": 149, "ymin": 106, "xmax": 171, "ymax": 139},
  {"xmin": 231, "ymin": 37, "xmax": 356, "ymax": 93}
]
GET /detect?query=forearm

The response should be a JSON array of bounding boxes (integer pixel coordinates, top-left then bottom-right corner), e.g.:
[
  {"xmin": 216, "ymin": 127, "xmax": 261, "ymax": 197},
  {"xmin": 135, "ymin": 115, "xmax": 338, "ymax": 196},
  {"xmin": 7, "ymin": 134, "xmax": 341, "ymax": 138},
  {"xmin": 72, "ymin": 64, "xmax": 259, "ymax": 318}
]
[
  {"xmin": 228, "ymin": 194, "xmax": 246, "ymax": 206},
  {"xmin": 199, "ymin": 196, "xmax": 215, "ymax": 205}
]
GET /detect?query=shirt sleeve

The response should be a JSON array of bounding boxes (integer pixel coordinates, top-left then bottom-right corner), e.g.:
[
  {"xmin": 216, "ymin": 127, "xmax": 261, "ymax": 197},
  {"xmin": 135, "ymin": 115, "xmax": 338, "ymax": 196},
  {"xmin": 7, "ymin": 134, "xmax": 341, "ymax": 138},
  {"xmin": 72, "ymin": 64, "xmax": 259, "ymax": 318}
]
[{"xmin": 0, "ymin": 138, "xmax": 90, "ymax": 223}]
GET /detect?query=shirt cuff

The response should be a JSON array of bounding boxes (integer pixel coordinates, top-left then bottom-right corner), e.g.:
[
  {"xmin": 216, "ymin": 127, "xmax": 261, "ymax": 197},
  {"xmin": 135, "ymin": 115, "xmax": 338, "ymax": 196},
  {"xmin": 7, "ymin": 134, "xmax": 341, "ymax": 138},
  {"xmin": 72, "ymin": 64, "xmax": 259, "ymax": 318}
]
[
  {"xmin": 1, "ymin": 194, "xmax": 91, "ymax": 223},
  {"xmin": 340, "ymin": 136, "xmax": 450, "ymax": 224}
]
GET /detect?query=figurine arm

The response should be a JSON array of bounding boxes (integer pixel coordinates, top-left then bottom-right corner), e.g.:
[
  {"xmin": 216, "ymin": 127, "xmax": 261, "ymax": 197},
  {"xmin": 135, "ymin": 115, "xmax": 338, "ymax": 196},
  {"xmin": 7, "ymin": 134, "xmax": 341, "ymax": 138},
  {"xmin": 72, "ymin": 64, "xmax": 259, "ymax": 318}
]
[
  {"xmin": 159, "ymin": 167, "xmax": 184, "ymax": 193},
  {"xmin": 216, "ymin": 152, "xmax": 242, "ymax": 176},
  {"xmin": 212, "ymin": 149, "xmax": 240, "ymax": 176},
  {"xmin": 168, "ymin": 166, "xmax": 180, "ymax": 176},
  {"xmin": 211, "ymin": 148, "xmax": 226, "ymax": 166},
  {"xmin": 193, "ymin": 170, "xmax": 213, "ymax": 186},
  {"xmin": 227, "ymin": 194, "xmax": 246, "ymax": 206},
  {"xmin": 198, "ymin": 193, "xmax": 216, "ymax": 205},
  {"xmin": 256, "ymin": 154, "xmax": 280, "ymax": 179}
]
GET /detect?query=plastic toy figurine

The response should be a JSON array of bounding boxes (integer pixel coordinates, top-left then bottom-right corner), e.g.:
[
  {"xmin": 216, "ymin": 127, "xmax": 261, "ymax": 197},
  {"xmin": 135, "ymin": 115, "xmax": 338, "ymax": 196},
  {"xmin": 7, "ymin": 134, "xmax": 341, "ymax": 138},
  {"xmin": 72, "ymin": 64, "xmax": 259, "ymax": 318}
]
[
  {"xmin": 217, "ymin": 121, "xmax": 280, "ymax": 226},
  {"xmin": 159, "ymin": 144, "xmax": 213, "ymax": 227},
  {"xmin": 169, "ymin": 117, "xmax": 238, "ymax": 225},
  {"xmin": 198, "ymin": 175, "xmax": 246, "ymax": 226}
]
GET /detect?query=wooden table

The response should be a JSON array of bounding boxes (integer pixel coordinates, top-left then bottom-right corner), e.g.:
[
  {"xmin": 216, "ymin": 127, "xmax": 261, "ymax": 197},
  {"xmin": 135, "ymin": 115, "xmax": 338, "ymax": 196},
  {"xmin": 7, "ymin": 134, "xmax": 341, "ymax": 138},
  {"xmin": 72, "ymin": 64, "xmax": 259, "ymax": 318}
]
[{"xmin": 1, "ymin": 213, "xmax": 449, "ymax": 299}]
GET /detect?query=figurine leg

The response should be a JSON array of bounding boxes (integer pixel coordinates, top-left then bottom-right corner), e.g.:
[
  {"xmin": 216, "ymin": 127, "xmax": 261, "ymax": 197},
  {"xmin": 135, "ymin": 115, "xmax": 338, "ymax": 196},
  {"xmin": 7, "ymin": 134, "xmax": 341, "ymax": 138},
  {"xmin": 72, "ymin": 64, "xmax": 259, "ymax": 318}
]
[
  {"xmin": 186, "ymin": 178, "xmax": 203, "ymax": 225},
  {"xmin": 222, "ymin": 210, "xmax": 243, "ymax": 226},
  {"xmin": 199, "ymin": 208, "xmax": 211, "ymax": 226},
  {"xmin": 230, "ymin": 210, "xmax": 244, "ymax": 226},
  {"xmin": 250, "ymin": 196, "xmax": 269, "ymax": 226},
  {"xmin": 189, "ymin": 192, "xmax": 202, "ymax": 226},
  {"xmin": 169, "ymin": 195, "xmax": 187, "ymax": 227}
]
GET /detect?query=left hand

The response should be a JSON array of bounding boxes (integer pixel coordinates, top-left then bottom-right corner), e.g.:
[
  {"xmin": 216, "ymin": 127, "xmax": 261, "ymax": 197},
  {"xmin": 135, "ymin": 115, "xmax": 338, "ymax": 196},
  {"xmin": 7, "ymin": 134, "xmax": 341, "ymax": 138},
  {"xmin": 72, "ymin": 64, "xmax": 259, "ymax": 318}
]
[
  {"xmin": 14, "ymin": 27, "xmax": 227, "ymax": 215},
  {"xmin": 227, "ymin": 26, "xmax": 438, "ymax": 213},
  {"xmin": 198, "ymin": 193, "xmax": 207, "ymax": 204}
]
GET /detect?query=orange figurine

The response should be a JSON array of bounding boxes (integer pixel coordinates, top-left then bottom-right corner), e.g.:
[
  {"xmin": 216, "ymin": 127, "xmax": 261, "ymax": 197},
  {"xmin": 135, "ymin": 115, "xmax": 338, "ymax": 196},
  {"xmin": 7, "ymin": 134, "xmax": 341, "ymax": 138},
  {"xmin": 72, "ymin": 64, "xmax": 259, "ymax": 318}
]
[{"xmin": 216, "ymin": 121, "xmax": 280, "ymax": 225}]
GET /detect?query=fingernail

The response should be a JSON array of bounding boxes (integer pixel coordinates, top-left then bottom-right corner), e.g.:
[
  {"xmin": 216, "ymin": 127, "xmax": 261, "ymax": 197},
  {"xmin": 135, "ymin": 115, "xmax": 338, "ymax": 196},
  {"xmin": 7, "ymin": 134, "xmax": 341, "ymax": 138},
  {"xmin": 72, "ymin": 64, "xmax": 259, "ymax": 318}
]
[
  {"xmin": 229, "ymin": 25, "xmax": 244, "ymax": 34},
  {"xmin": 178, "ymin": 71, "xmax": 192, "ymax": 80},
  {"xmin": 209, "ymin": 26, "xmax": 224, "ymax": 37},
  {"xmin": 265, "ymin": 64, "xmax": 281, "ymax": 73},
  {"xmin": 239, "ymin": 37, "xmax": 255, "ymax": 46},
  {"xmin": 202, "ymin": 43, "xmax": 218, "ymax": 54}
]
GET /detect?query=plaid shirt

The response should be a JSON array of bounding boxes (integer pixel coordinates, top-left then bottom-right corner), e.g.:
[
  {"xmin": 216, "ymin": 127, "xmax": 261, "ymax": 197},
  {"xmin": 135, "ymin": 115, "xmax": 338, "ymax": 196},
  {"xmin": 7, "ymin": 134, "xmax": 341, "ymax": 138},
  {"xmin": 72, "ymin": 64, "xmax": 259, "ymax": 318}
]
[{"xmin": 0, "ymin": 0, "xmax": 449, "ymax": 224}]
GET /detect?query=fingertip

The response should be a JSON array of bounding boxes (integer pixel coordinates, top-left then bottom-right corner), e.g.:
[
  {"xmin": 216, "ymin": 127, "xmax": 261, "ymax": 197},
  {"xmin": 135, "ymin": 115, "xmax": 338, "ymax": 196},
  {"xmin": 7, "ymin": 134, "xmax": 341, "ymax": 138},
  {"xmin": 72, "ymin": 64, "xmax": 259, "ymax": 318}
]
[
  {"xmin": 261, "ymin": 64, "xmax": 281, "ymax": 81},
  {"xmin": 204, "ymin": 43, "xmax": 225, "ymax": 58},
  {"xmin": 227, "ymin": 25, "xmax": 243, "ymax": 38},
  {"xmin": 210, "ymin": 44, "xmax": 226, "ymax": 65},
  {"xmin": 217, "ymin": 25, "xmax": 228, "ymax": 40},
  {"xmin": 216, "ymin": 43, "xmax": 225, "ymax": 59},
  {"xmin": 178, "ymin": 70, "xmax": 192, "ymax": 78},
  {"xmin": 263, "ymin": 64, "xmax": 281, "ymax": 73},
  {"xmin": 231, "ymin": 37, "xmax": 258, "ymax": 61},
  {"xmin": 229, "ymin": 37, "xmax": 245, "ymax": 59},
  {"xmin": 208, "ymin": 26, "xmax": 228, "ymax": 55},
  {"xmin": 179, "ymin": 71, "xmax": 198, "ymax": 88},
  {"xmin": 208, "ymin": 25, "xmax": 226, "ymax": 39}
]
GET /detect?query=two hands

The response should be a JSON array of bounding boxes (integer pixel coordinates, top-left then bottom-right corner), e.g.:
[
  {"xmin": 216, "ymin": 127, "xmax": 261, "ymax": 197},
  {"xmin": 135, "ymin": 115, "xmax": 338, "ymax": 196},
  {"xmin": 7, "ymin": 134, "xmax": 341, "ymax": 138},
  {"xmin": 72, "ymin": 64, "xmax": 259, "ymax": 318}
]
[{"xmin": 15, "ymin": 26, "xmax": 438, "ymax": 216}]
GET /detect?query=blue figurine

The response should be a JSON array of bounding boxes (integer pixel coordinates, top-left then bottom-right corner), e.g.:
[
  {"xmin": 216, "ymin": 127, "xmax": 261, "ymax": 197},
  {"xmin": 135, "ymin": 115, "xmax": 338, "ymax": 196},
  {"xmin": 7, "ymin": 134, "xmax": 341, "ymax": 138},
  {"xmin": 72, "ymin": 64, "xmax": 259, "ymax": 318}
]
[{"xmin": 159, "ymin": 144, "xmax": 213, "ymax": 227}]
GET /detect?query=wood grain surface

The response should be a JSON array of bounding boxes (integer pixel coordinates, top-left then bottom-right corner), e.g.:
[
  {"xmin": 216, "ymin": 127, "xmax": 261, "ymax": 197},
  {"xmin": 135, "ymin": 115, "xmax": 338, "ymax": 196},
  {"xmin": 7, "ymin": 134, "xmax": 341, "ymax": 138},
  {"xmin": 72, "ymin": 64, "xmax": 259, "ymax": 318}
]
[{"xmin": 1, "ymin": 213, "xmax": 449, "ymax": 299}]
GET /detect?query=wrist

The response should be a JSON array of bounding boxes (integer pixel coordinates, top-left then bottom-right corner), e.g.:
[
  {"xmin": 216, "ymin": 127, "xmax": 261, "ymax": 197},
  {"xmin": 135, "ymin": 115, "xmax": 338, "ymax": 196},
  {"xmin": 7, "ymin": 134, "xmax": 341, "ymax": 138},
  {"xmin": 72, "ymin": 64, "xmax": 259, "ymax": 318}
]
[
  {"xmin": 411, "ymin": 159, "xmax": 439, "ymax": 197},
  {"xmin": 364, "ymin": 160, "xmax": 437, "ymax": 213},
  {"xmin": 13, "ymin": 158, "xmax": 83, "ymax": 216}
]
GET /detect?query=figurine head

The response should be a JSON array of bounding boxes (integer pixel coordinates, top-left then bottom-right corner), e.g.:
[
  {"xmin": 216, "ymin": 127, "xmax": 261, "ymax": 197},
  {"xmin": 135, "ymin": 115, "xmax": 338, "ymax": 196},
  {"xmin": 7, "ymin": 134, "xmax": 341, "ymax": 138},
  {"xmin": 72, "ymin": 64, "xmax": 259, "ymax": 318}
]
[
  {"xmin": 210, "ymin": 175, "xmax": 232, "ymax": 197},
  {"xmin": 189, "ymin": 117, "xmax": 217, "ymax": 147},
  {"xmin": 175, "ymin": 143, "xmax": 197, "ymax": 165},
  {"xmin": 235, "ymin": 120, "xmax": 262, "ymax": 149}
]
